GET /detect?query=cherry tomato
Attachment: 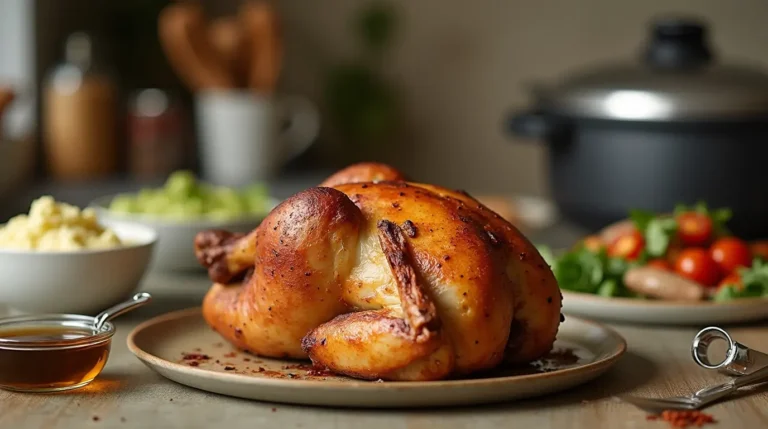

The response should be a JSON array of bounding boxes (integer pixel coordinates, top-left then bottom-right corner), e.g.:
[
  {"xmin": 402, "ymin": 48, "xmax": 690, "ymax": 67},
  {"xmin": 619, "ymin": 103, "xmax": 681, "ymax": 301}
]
[
  {"xmin": 750, "ymin": 241, "xmax": 768, "ymax": 262},
  {"xmin": 607, "ymin": 230, "xmax": 645, "ymax": 260},
  {"xmin": 647, "ymin": 259, "xmax": 672, "ymax": 271},
  {"xmin": 582, "ymin": 235, "xmax": 604, "ymax": 253},
  {"xmin": 717, "ymin": 272, "xmax": 743, "ymax": 292},
  {"xmin": 676, "ymin": 212, "xmax": 713, "ymax": 247},
  {"xmin": 710, "ymin": 237, "xmax": 752, "ymax": 274},
  {"xmin": 674, "ymin": 248, "xmax": 722, "ymax": 287}
]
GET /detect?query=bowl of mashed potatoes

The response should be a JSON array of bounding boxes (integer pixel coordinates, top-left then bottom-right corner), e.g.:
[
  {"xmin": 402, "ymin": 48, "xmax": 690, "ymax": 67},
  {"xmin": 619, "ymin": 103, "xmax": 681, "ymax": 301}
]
[
  {"xmin": 90, "ymin": 171, "xmax": 276, "ymax": 271},
  {"xmin": 0, "ymin": 196, "xmax": 157, "ymax": 314}
]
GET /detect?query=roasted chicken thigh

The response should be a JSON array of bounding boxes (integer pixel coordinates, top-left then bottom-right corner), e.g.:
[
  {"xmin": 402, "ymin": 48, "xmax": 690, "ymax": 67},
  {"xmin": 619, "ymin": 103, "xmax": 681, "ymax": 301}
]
[{"xmin": 195, "ymin": 163, "xmax": 561, "ymax": 381}]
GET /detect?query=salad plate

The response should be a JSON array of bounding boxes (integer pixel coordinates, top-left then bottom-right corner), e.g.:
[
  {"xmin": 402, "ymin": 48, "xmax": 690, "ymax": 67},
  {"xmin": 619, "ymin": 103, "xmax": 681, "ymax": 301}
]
[
  {"xmin": 562, "ymin": 291, "xmax": 768, "ymax": 325},
  {"xmin": 543, "ymin": 203, "xmax": 768, "ymax": 325}
]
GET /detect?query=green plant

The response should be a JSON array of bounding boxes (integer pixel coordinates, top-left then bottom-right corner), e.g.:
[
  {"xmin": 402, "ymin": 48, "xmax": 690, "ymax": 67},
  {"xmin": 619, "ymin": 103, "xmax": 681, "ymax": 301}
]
[{"xmin": 323, "ymin": 1, "xmax": 401, "ymax": 147}]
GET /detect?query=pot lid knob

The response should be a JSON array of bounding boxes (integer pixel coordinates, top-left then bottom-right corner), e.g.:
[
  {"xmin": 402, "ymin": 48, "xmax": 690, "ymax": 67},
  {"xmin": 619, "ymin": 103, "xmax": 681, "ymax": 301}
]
[{"xmin": 644, "ymin": 17, "xmax": 713, "ymax": 69}]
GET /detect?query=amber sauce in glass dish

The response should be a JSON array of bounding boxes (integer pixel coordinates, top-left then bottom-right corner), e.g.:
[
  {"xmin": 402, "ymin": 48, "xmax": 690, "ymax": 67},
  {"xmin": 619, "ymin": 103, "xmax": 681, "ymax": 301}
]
[{"xmin": 0, "ymin": 315, "xmax": 114, "ymax": 392}]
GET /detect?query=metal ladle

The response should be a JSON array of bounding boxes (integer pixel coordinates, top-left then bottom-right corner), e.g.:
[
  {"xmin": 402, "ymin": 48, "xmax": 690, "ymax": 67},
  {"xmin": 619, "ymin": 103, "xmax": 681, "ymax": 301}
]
[{"xmin": 93, "ymin": 292, "xmax": 152, "ymax": 330}]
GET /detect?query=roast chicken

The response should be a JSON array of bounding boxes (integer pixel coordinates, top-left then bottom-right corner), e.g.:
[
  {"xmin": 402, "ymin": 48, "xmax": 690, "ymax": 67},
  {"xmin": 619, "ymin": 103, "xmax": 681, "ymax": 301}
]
[{"xmin": 194, "ymin": 162, "xmax": 561, "ymax": 381}]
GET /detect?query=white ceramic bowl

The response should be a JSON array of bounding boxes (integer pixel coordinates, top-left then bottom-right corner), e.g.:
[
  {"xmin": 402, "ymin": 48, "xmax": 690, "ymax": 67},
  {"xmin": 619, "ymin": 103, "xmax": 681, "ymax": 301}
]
[
  {"xmin": 0, "ymin": 223, "xmax": 157, "ymax": 314},
  {"xmin": 90, "ymin": 196, "xmax": 276, "ymax": 271}
]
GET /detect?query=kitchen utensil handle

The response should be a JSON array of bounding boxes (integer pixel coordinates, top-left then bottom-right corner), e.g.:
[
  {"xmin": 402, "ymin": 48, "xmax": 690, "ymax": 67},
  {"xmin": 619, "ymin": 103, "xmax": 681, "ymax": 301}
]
[
  {"xmin": 692, "ymin": 365, "xmax": 768, "ymax": 408},
  {"xmin": 240, "ymin": 1, "xmax": 282, "ymax": 94},
  {"xmin": 692, "ymin": 326, "xmax": 768, "ymax": 376},
  {"xmin": 208, "ymin": 17, "xmax": 250, "ymax": 88},
  {"xmin": 507, "ymin": 109, "xmax": 559, "ymax": 140},
  {"xmin": 278, "ymin": 96, "xmax": 320, "ymax": 163},
  {"xmin": 158, "ymin": 3, "xmax": 235, "ymax": 91}
]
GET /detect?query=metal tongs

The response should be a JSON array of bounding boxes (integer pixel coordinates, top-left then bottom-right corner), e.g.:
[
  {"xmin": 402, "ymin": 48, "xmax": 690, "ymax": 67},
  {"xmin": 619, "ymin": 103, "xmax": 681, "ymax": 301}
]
[{"xmin": 619, "ymin": 327, "xmax": 768, "ymax": 413}]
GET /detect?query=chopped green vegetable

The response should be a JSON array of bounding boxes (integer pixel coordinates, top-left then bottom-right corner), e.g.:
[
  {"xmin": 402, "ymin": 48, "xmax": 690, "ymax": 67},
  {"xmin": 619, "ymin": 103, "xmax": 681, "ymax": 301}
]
[
  {"xmin": 644, "ymin": 217, "xmax": 677, "ymax": 257},
  {"xmin": 551, "ymin": 247, "xmax": 636, "ymax": 297},
  {"xmin": 714, "ymin": 283, "xmax": 764, "ymax": 301},
  {"xmin": 629, "ymin": 209, "xmax": 655, "ymax": 233},
  {"xmin": 554, "ymin": 248, "xmax": 604, "ymax": 293},
  {"xmin": 629, "ymin": 208, "xmax": 677, "ymax": 258},
  {"xmin": 107, "ymin": 171, "xmax": 272, "ymax": 220},
  {"xmin": 597, "ymin": 279, "xmax": 619, "ymax": 297},
  {"xmin": 714, "ymin": 259, "xmax": 768, "ymax": 301},
  {"xmin": 738, "ymin": 258, "xmax": 768, "ymax": 292},
  {"xmin": 605, "ymin": 256, "xmax": 631, "ymax": 278}
]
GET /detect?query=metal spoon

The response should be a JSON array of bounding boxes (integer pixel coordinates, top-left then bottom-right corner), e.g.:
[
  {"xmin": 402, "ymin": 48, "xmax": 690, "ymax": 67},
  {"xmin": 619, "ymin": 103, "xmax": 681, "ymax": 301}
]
[
  {"xmin": 618, "ymin": 364, "xmax": 768, "ymax": 414},
  {"xmin": 93, "ymin": 292, "xmax": 152, "ymax": 330},
  {"xmin": 619, "ymin": 326, "xmax": 768, "ymax": 414}
]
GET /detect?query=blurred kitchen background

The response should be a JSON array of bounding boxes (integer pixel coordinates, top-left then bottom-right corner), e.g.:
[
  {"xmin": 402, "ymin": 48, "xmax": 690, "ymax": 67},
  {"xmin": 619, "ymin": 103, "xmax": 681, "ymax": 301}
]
[{"xmin": 2, "ymin": 0, "xmax": 768, "ymax": 242}]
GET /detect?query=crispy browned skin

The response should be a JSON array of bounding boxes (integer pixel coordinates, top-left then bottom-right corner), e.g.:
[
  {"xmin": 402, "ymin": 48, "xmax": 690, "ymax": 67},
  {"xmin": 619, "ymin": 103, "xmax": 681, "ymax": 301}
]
[
  {"xmin": 196, "ymin": 163, "xmax": 561, "ymax": 380},
  {"xmin": 319, "ymin": 162, "xmax": 406, "ymax": 187}
]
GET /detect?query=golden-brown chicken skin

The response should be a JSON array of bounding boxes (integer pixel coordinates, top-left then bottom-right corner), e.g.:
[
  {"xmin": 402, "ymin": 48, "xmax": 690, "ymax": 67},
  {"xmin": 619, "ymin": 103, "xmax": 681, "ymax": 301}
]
[
  {"xmin": 195, "ymin": 163, "xmax": 561, "ymax": 381},
  {"xmin": 319, "ymin": 162, "xmax": 406, "ymax": 187}
]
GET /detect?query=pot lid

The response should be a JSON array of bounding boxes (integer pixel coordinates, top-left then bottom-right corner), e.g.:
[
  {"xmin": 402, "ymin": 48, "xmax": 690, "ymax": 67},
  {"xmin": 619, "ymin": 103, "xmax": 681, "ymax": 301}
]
[{"xmin": 543, "ymin": 18, "xmax": 768, "ymax": 121}]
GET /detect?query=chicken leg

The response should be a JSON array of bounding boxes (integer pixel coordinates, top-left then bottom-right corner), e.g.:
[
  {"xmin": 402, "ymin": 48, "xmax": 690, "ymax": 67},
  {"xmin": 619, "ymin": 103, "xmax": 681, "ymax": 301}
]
[
  {"xmin": 202, "ymin": 187, "xmax": 361, "ymax": 358},
  {"xmin": 303, "ymin": 220, "xmax": 453, "ymax": 380}
]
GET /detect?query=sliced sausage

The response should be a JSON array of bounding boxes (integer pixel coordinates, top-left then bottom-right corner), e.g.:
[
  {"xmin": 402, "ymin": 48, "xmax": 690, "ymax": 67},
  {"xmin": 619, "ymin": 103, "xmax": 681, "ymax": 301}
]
[{"xmin": 623, "ymin": 267, "xmax": 705, "ymax": 301}]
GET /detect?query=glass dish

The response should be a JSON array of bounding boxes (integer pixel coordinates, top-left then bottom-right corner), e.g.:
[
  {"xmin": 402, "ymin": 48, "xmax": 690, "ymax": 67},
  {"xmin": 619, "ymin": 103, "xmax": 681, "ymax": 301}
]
[{"xmin": 0, "ymin": 314, "xmax": 115, "ymax": 392}]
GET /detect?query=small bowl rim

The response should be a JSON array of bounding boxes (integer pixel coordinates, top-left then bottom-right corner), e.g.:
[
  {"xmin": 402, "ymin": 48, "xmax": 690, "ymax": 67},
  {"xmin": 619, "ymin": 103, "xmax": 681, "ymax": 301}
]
[
  {"xmin": 0, "ymin": 221, "xmax": 158, "ymax": 256},
  {"xmin": 0, "ymin": 314, "xmax": 115, "ymax": 350},
  {"xmin": 89, "ymin": 194, "xmax": 280, "ymax": 226}
]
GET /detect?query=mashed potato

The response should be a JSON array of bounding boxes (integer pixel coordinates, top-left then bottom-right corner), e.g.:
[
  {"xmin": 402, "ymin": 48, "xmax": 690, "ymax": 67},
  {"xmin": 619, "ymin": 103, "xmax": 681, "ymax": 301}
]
[{"xmin": 0, "ymin": 196, "xmax": 122, "ymax": 251}]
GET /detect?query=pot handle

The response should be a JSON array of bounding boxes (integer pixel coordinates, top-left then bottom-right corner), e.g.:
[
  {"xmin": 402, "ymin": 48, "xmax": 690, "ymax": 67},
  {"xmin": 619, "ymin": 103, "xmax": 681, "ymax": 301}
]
[{"xmin": 508, "ymin": 109, "xmax": 560, "ymax": 141}]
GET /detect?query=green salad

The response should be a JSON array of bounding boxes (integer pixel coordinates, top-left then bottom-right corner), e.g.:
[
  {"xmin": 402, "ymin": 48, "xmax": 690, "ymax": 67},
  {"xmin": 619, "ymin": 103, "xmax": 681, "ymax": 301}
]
[
  {"xmin": 539, "ymin": 202, "xmax": 768, "ymax": 302},
  {"xmin": 538, "ymin": 245, "xmax": 644, "ymax": 299},
  {"xmin": 108, "ymin": 171, "xmax": 272, "ymax": 221}
]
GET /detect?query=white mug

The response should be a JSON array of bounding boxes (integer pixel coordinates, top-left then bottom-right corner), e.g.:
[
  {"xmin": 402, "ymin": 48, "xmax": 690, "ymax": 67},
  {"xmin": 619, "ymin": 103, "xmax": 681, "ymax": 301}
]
[{"xmin": 195, "ymin": 90, "xmax": 320, "ymax": 186}]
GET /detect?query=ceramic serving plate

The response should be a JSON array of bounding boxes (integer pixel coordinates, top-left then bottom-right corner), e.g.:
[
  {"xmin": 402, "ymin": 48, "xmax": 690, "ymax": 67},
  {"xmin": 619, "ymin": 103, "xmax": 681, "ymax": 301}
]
[
  {"xmin": 562, "ymin": 291, "xmax": 768, "ymax": 325},
  {"xmin": 127, "ymin": 308, "xmax": 625, "ymax": 408}
]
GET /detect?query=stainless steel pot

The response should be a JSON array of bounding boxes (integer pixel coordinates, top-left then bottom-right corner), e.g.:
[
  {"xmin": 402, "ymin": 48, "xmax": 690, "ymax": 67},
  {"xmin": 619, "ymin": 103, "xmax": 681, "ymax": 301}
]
[{"xmin": 508, "ymin": 17, "xmax": 768, "ymax": 238}]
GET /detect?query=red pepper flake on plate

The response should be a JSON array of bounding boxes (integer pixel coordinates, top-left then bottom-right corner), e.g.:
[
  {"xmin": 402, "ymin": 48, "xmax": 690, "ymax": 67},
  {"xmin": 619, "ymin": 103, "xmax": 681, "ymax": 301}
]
[
  {"xmin": 182, "ymin": 353, "xmax": 210, "ymax": 361},
  {"xmin": 647, "ymin": 410, "xmax": 716, "ymax": 428},
  {"xmin": 224, "ymin": 366, "xmax": 235, "ymax": 371},
  {"xmin": 224, "ymin": 352, "xmax": 237, "ymax": 358}
]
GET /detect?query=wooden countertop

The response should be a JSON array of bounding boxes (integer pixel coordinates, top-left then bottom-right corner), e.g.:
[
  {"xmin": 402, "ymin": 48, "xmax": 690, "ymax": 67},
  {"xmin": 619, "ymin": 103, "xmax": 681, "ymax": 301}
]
[{"xmin": 2, "ymin": 271, "xmax": 768, "ymax": 428}]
